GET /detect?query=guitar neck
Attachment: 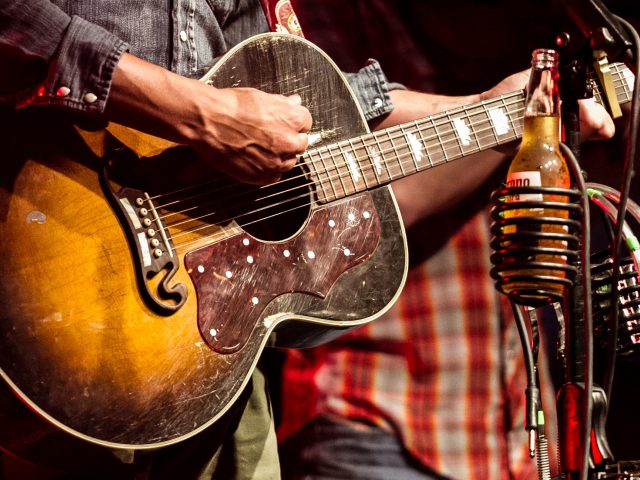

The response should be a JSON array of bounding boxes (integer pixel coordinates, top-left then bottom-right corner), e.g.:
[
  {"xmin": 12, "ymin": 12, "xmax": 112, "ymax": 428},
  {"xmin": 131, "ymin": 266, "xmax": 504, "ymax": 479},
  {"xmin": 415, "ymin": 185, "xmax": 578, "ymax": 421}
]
[{"xmin": 306, "ymin": 62, "xmax": 634, "ymax": 204}]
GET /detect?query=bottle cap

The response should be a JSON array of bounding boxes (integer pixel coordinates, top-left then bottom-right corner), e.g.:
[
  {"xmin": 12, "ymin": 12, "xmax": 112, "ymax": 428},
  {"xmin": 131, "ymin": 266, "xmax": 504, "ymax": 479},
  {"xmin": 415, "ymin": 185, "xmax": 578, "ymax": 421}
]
[{"xmin": 532, "ymin": 48, "xmax": 559, "ymax": 68}]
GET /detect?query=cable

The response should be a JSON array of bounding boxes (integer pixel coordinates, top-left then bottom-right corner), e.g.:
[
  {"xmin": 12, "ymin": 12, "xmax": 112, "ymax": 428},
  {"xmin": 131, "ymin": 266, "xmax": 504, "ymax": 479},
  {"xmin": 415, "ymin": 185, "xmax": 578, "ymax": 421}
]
[
  {"xmin": 603, "ymin": 15, "xmax": 640, "ymax": 412},
  {"xmin": 511, "ymin": 302, "xmax": 540, "ymax": 457},
  {"xmin": 560, "ymin": 142, "xmax": 593, "ymax": 480}
]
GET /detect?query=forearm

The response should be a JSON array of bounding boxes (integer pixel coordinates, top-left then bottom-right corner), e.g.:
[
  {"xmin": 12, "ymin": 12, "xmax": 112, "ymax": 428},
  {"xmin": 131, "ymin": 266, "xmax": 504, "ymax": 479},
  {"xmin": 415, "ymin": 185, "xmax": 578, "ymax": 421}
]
[
  {"xmin": 381, "ymin": 88, "xmax": 509, "ymax": 228},
  {"xmin": 391, "ymin": 150, "xmax": 508, "ymax": 228},
  {"xmin": 375, "ymin": 88, "xmax": 481, "ymax": 129},
  {"xmin": 106, "ymin": 52, "xmax": 311, "ymax": 184},
  {"xmin": 105, "ymin": 53, "xmax": 205, "ymax": 146}
]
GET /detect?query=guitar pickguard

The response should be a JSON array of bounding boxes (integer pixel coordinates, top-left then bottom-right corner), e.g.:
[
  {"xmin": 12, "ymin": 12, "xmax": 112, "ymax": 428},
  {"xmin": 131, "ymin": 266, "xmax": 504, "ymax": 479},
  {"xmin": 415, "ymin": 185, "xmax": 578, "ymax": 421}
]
[{"xmin": 186, "ymin": 194, "xmax": 380, "ymax": 353}]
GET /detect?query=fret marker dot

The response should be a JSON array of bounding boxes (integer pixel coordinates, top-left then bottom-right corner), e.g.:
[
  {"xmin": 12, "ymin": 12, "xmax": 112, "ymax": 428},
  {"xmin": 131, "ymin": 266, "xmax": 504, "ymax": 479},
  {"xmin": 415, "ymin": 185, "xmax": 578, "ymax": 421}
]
[
  {"xmin": 243, "ymin": 238, "xmax": 250, "ymax": 246},
  {"xmin": 197, "ymin": 265, "xmax": 205, "ymax": 273},
  {"xmin": 283, "ymin": 250, "xmax": 290, "ymax": 258},
  {"xmin": 247, "ymin": 256, "xmax": 254, "ymax": 264}
]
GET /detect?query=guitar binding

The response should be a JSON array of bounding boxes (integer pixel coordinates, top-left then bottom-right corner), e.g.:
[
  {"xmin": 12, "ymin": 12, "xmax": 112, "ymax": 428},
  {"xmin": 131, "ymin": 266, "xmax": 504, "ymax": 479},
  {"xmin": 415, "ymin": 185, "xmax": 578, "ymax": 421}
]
[{"xmin": 101, "ymin": 147, "xmax": 187, "ymax": 315}]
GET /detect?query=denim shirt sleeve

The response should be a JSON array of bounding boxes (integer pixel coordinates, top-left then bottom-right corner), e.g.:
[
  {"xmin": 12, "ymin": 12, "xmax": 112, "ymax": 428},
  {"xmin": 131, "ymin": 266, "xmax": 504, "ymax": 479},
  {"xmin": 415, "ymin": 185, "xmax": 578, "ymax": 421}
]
[
  {"xmin": 0, "ymin": 0, "xmax": 128, "ymax": 116},
  {"xmin": 342, "ymin": 59, "xmax": 406, "ymax": 123}
]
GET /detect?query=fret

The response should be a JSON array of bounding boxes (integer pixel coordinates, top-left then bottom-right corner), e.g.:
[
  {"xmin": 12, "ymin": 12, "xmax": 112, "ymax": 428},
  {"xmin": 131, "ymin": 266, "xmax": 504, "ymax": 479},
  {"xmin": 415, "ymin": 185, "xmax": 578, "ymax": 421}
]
[
  {"xmin": 450, "ymin": 112, "xmax": 477, "ymax": 157},
  {"xmin": 338, "ymin": 143, "xmax": 355, "ymax": 198},
  {"xmin": 330, "ymin": 143, "xmax": 350, "ymax": 200},
  {"xmin": 427, "ymin": 116, "xmax": 448, "ymax": 166},
  {"xmin": 320, "ymin": 146, "xmax": 340, "ymax": 203},
  {"xmin": 336, "ymin": 142, "xmax": 356, "ymax": 197},
  {"xmin": 398, "ymin": 126, "xmax": 410, "ymax": 177},
  {"xmin": 460, "ymin": 107, "xmax": 487, "ymax": 155},
  {"xmin": 612, "ymin": 62, "xmax": 630, "ymax": 102},
  {"xmin": 396, "ymin": 125, "xmax": 411, "ymax": 177},
  {"xmin": 307, "ymin": 62, "xmax": 632, "ymax": 205},
  {"xmin": 483, "ymin": 101, "xmax": 501, "ymax": 146},
  {"xmin": 366, "ymin": 134, "xmax": 389, "ymax": 185},
  {"xmin": 502, "ymin": 93, "xmax": 524, "ymax": 139},
  {"xmin": 620, "ymin": 64, "xmax": 635, "ymax": 103},
  {"xmin": 462, "ymin": 104, "xmax": 488, "ymax": 151},
  {"xmin": 590, "ymin": 63, "xmax": 633, "ymax": 112},
  {"xmin": 610, "ymin": 64, "xmax": 622, "ymax": 103},
  {"xmin": 383, "ymin": 128, "xmax": 405, "ymax": 181},
  {"xmin": 413, "ymin": 119, "xmax": 436, "ymax": 170},
  {"xmin": 347, "ymin": 138, "xmax": 371, "ymax": 191},
  {"xmin": 449, "ymin": 115, "xmax": 466, "ymax": 158},
  {"xmin": 437, "ymin": 114, "xmax": 462, "ymax": 161},
  {"xmin": 447, "ymin": 113, "xmax": 466, "ymax": 159},
  {"xmin": 304, "ymin": 149, "xmax": 330, "ymax": 204},
  {"xmin": 403, "ymin": 122, "xmax": 426, "ymax": 175},
  {"xmin": 483, "ymin": 97, "xmax": 516, "ymax": 146},
  {"xmin": 360, "ymin": 138, "xmax": 381, "ymax": 188},
  {"xmin": 592, "ymin": 81, "xmax": 604, "ymax": 106}
]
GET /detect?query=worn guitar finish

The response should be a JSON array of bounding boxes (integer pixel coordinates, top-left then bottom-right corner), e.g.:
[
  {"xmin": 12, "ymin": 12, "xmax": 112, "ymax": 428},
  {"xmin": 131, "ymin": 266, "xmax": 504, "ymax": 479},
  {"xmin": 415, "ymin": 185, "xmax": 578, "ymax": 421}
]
[
  {"xmin": 0, "ymin": 33, "xmax": 407, "ymax": 448},
  {"xmin": 0, "ymin": 32, "xmax": 633, "ymax": 448}
]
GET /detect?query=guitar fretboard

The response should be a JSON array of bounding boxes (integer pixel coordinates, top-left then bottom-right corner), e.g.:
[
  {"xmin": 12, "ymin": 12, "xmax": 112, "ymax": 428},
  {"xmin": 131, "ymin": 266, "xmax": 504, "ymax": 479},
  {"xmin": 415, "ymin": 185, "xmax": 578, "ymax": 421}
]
[{"xmin": 306, "ymin": 62, "xmax": 634, "ymax": 204}]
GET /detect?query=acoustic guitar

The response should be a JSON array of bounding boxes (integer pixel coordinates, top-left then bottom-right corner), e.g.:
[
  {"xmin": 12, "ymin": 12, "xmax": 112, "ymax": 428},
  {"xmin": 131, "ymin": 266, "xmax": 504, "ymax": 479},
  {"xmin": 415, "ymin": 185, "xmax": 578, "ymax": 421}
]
[{"xmin": 0, "ymin": 32, "xmax": 633, "ymax": 449}]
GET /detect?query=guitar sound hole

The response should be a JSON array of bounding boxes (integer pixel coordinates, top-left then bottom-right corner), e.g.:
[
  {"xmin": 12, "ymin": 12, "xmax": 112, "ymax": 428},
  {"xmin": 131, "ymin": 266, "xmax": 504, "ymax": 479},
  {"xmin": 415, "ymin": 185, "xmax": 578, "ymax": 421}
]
[{"xmin": 236, "ymin": 166, "xmax": 311, "ymax": 242}]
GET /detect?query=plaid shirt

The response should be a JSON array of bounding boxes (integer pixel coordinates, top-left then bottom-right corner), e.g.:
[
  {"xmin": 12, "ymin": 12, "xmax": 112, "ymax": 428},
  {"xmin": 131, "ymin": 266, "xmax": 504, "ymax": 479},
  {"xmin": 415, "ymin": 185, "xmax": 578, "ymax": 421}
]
[
  {"xmin": 278, "ymin": 2, "xmax": 564, "ymax": 477},
  {"xmin": 280, "ymin": 210, "xmax": 556, "ymax": 479}
]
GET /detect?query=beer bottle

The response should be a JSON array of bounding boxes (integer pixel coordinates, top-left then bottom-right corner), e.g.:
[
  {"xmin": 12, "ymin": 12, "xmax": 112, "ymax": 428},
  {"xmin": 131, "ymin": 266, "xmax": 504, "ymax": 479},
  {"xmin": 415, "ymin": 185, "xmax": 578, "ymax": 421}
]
[{"xmin": 502, "ymin": 48, "xmax": 570, "ymax": 300}]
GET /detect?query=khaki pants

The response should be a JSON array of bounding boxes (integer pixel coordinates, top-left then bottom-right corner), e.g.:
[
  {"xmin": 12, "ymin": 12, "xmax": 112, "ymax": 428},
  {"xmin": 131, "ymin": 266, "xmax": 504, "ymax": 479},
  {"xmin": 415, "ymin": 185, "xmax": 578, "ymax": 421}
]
[{"xmin": 0, "ymin": 368, "xmax": 279, "ymax": 480}]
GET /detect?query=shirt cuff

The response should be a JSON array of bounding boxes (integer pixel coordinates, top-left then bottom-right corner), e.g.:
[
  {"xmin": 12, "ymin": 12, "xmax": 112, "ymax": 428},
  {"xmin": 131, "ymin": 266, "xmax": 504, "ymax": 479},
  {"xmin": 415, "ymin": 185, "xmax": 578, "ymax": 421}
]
[
  {"xmin": 343, "ymin": 59, "xmax": 406, "ymax": 122},
  {"xmin": 27, "ymin": 16, "xmax": 129, "ymax": 116}
]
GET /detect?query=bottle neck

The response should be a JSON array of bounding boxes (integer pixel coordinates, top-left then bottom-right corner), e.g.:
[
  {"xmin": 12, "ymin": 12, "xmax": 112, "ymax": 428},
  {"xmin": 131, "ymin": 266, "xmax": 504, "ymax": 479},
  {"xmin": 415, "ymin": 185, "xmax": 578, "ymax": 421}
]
[
  {"xmin": 521, "ymin": 114, "xmax": 561, "ymax": 146},
  {"xmin": 525, "ymin": 66, "xmax": 560, "ymax": 117}
]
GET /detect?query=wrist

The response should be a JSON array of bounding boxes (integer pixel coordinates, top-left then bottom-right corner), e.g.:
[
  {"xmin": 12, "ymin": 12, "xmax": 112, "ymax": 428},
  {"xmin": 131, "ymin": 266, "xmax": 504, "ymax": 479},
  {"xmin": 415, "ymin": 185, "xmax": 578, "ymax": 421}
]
[{"xmin": 106, "ymin": 53, "xmax": 202, "ymax": 145}]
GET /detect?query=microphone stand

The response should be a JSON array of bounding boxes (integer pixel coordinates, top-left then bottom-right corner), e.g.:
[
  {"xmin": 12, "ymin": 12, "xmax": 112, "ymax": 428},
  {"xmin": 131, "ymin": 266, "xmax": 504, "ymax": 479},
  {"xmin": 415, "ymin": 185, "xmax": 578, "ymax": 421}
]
[
  {"xmin": 559, "ymin": 0, "xmax": 635, "ymax": 74},
  {"xmin": 489, "ymin": 4, "xmax": 639, "ymax": 478},
  {"xmin": 553, "ymin": 2, "xmax": 638, "ymax": 479},
  {"xmin": 554, "ymin": 43, "xmax": 594, "ymax": 480}
]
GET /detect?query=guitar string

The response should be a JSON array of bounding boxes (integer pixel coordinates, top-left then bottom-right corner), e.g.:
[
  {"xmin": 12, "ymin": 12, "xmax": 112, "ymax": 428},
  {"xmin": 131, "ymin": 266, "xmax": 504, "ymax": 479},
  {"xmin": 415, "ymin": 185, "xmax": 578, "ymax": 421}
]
[
  {"xmin": 163, "ymin": 102, "xmax": 527, "ymax": 234},
  {"xmin": 151, "ymin": 74, "xmax": 621, "ymax": 221},
  {"xmin": 160, "ymin": 74, "xmax": 624, "ymax": 229},
  {"xmin": 150, "ymin": 91, "xmax": 527, "ymax": 212},
  {"xmin": 168, "ymin": 109, "xmax": 625, "ymax": 250},
  {"xmin": 165, "ymin": 76, "xmax": 630, "ymax": 248},
  {"xmin": 146, "ymin": 72, "xmax": 629, "ymax": 211},
  {"xmin": 163, "ymin": 110, "xmax": 525, "ymax": 230},
  {"xmin": 151, "ymin": 102, "xmax": 526, "ymax": 240},
  {"xmin": 147, "ymin": 71, "xmax": 627, "ymax": 226},
  {"xmin": 162, "ymin": 73, "xmax": 623, "ymax": 237},
  {"xmin": 131, "ymin": 77, "xmax": 629, "ymax": 249}
]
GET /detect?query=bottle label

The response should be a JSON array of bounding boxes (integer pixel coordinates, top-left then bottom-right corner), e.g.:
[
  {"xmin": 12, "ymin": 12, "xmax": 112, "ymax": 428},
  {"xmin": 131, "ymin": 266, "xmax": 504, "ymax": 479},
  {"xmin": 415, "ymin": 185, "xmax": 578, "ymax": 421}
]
[{"xmin": 506, "ymin": 171, "xmax": 542, "ymax": 202}]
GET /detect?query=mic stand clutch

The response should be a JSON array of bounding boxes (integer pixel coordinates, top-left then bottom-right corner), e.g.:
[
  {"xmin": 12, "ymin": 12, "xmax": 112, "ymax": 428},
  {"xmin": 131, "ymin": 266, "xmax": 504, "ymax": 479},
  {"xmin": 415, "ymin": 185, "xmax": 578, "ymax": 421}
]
[
  {"xmin": 558, "ymin": 0, "xmax": 635, "ymax": 73},
  {"xmin": 557, "ymin": 0, "xmax": 634, "ymax": 127}
]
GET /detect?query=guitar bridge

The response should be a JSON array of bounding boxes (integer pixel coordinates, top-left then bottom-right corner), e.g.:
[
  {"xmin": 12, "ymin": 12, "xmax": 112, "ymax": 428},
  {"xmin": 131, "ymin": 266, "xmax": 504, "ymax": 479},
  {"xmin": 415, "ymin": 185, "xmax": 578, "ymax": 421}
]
[{"xmin": 102, "ymin": 151, "xmax": 187, "ymax": 315}]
